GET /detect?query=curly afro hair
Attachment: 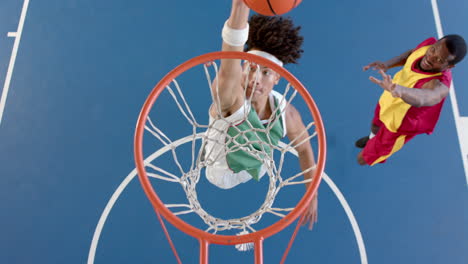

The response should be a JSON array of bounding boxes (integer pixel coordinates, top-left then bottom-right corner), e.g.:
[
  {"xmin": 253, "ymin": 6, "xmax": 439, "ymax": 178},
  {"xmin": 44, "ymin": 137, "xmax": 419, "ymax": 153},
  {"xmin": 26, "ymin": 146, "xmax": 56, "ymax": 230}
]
[{"xmin": 245, "ymin": 14, "xmax": 304, "ymax": 65}]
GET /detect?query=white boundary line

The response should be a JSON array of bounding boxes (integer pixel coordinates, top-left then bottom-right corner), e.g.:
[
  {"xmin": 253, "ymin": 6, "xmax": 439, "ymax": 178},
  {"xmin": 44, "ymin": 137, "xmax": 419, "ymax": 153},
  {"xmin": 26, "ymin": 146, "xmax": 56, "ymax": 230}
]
[
  {"xmin": 0, "ymin": 0, "xmax": 30, "ymax": 126},
  {"xmin": 322, "ymin": 173, "xmax": 368, "ymax": 264},
  {"xmin": 87, "ymin": 136, "xmax": 368, "ymax": 264},
  {"xmin": 430, "ymin": 0, "xmax": 468, "ymax": 184}
]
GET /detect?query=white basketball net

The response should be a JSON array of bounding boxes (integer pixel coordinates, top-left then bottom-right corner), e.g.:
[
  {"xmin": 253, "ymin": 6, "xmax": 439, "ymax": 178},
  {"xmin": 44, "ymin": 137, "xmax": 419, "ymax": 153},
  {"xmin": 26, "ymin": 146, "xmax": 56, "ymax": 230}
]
[{"xmin": 143, "ymin": 59, "xmax": 318, "ymax": 248}]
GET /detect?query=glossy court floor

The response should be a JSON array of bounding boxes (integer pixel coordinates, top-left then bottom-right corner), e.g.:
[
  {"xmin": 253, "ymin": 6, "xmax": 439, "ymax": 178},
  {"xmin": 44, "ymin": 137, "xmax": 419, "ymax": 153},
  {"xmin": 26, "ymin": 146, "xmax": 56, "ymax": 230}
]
[{"xmin": 1, "ymin": 0, "xmax": 467, "ymax": 263}]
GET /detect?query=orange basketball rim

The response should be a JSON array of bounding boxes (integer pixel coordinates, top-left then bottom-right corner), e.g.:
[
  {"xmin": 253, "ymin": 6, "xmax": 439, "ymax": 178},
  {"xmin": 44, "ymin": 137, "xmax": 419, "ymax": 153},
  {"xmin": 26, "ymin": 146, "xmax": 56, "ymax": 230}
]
[{"xmin": 134, "ymin": 51, "xmax": 326, "ymax": 264}]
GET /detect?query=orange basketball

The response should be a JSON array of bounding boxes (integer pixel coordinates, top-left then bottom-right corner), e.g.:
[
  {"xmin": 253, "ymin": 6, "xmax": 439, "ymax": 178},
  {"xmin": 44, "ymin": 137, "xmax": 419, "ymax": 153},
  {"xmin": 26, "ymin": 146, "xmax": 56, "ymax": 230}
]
[{"xmin": 243, "ymin": 0, "xmax": 302, "ymax": 16}]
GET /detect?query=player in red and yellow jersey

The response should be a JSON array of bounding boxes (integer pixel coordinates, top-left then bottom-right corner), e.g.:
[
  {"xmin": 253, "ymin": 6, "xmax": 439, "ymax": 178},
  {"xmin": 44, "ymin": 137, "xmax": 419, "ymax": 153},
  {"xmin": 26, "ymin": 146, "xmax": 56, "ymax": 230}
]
[{"xmin": 356, "ymin": 35, "xmax": 466, "ymax": 166}]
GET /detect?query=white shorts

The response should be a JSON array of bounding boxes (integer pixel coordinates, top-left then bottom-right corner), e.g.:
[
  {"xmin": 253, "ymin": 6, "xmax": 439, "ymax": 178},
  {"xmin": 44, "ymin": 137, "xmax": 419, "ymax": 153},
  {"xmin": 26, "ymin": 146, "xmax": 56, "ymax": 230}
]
[
  {"xmin": 203, "ymin": 103, "xmax": 266, "ymax": 189},
  {"xmin": 203, "ymin": 91, "xmax": 287, "ymax": 189}
]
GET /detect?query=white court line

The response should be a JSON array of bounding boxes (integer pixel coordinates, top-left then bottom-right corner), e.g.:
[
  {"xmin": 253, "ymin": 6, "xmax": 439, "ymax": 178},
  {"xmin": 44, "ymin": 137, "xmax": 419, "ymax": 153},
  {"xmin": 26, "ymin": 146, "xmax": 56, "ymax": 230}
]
[
  {"xmin": 286, "ymin": 143, "xmax": 368, "ymax": 264},
  {"xmin": 431, "ymin": 0, "xmax": 468, "ymax": 184},
  {"xmin": 0, "ymin": 0, "xmax": 30, "ymax": 126},
  {"xmin": 87, "ymin": 135, "xmax": 368, "ymax": 264},
  {"xmin": 322, "ymin": 173, "xmax": 368, "ymax": 264}
]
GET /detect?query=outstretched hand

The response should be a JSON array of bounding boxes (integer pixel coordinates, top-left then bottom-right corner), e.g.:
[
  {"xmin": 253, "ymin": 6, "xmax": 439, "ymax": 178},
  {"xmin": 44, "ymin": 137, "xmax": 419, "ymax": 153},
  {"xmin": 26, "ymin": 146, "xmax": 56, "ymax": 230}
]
[
  {"xmin": 363, "ymin": 61, "xmax": 389, "ymax": 72},
  {"xmin": 233, "ymin": 0, "xmax": 247, "ymax": 7},
  {"xmin": 369, "ymin": 70, "xmax": 402, "ymax": 97},
  {"xmin": 302, "ymin": 193, "xmax": 318, "ymax": 230}
]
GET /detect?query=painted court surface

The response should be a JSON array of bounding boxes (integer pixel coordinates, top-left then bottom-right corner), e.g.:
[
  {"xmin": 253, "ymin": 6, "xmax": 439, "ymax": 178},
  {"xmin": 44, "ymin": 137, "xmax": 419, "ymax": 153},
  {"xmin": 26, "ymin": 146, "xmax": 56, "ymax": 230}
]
[{"xmin": 1, "ymin": 0, "xmax": 467, "ymax": 263}]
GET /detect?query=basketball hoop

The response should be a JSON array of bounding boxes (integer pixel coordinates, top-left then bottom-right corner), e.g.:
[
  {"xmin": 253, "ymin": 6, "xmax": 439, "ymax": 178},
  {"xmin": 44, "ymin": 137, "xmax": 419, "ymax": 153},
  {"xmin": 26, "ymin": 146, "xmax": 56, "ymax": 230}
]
[{"xmin": 134, "ymin": 51, "xmax": 326, "ymax": 263}]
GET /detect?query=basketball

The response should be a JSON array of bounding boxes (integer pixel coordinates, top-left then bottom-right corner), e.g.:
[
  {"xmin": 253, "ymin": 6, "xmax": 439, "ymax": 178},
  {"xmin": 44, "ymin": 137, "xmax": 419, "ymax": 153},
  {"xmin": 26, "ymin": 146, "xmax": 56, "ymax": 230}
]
[{"xmin": 243, "ymin": 0, "xmax": 302, "ymax": 16}]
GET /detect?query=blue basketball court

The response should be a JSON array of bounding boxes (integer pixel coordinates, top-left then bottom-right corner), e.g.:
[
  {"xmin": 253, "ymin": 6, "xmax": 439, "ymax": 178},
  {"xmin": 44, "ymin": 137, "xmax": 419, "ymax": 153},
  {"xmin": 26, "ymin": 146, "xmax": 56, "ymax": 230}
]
[{"xmin": 1, "ymin": 0, "xmax": 467, "ymax": 263}]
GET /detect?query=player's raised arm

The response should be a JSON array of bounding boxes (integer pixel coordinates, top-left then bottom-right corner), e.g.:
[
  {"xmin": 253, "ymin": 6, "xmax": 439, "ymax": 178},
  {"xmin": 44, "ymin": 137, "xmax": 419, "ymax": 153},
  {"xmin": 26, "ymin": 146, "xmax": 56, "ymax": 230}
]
[
  {"xmin": 285, "ymin": 104, "xmax": 318, "ymax": 230},
  {"xmin": 211, "ymin": 0, "xmax": 250, "ymax": 117},
  {"xmin": 363, "ymin": 49, "xmax": 412, "ymax": 72},
  {"xmin": 370, "ymin": 71, "xmax": 450, "ymax": 107}
]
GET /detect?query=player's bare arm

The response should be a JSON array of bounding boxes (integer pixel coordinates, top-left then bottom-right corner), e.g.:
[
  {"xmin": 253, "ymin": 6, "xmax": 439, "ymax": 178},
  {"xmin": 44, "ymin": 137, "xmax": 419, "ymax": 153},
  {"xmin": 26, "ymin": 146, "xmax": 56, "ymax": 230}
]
[
  {"xmin": 370, "ymin": 70, "xmax": 449, "ymax": 107},
  {"xmin": 285, "ymin": 104, "xmax": 318, "ymax": 229},
  {"xmin": 363, "ymin": 49, "xmax": 412, "ymax": 72},
  {"xmin": 210, "ymin": 0, "xmax": 250, "ymax": 117}
]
